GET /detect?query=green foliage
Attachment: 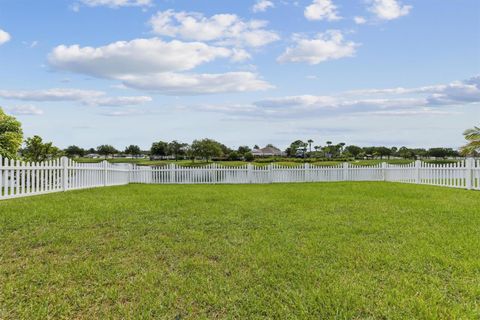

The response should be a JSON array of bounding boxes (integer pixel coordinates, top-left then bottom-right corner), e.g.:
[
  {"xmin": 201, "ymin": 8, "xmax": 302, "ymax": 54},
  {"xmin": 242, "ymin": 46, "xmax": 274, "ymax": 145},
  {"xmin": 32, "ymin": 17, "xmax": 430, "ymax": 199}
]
[
  {"xmin": 190, "ymin": 138, "xmax": 223, "ymax": 161},
  {"xmin": 237, "ymin": 145, "xmax": 251, "ymax": 156},
  {"xmin": 244, "ymin": 152, "xmax": 254, "ymax": 162},
  {"xmin": 64, "ymin": 145, "xmax": 85, "ymax": 157},
  {"xmin": 0, "ymin": 107, "xmax": 23, "ymax": 159},
  {"xmin": 227, "ymin": 151, "xmax": 240, "ymax": 161},
  {"xmin": 22, "ymin": 135, "xmax": 62, "ymax": 162},
  {"xmin": 124, "ymin": 145, "xmax": 141, "ymax": 156},
  {"xmin": 1, "ymin": 183, "xmax": 478, "ymax": 318},
  {"xmin": 460, "ymin": 126, "xmax": 480, "ymax": 156},
  {"xmin": 168, "ymin": 140, "xmax": 188, "ymax": 160},
  {"xmin": 96, "ymin": 145, "xmax": 118, "ymax": 157},
  {"xmin": 286, "ymin": 140, "xmax": 305, "ymax": 157},
  {"xmin": 150, "ymin": 141, "xmax": 169, "ymax": 156}
]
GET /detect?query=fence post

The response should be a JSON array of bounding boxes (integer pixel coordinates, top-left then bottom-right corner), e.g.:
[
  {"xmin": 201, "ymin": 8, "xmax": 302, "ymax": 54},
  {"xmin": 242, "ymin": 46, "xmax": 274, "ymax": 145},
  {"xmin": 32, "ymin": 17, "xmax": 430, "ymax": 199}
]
[
  {"xmin": 103, "ymin": 160, "xmax": 108, "ymax": 186},
  {"xmin": 61, "ymin": 156, "xmax": 68, "ymax": 191},
  {"xmin": 169, "ymin": 163, "xmax": 175, "ymax": 184},
  {"xmin": 382, "ymin": 162, "xmax": 387, "ymax": 181},
  {"xmin": 304, "ymin": 163, "xmax": 310, "ymax": 182},
  {"xmin": 268, "ymin": 164, "xmax": 273, "ymax": 183},
  {"xmin": 415, "ymin": 160, "xmax": 421, "ymax": 184},
  {"xmin": 343, "ymin": 162, "xmax": 349, "ymax": 181},
  {"xmin": 247, "ymin": 163, "xmax": 253, "ymax": 183},
  {"xmin": 466, "ymin": 158, "xmax": 473, "ymax": 190}
]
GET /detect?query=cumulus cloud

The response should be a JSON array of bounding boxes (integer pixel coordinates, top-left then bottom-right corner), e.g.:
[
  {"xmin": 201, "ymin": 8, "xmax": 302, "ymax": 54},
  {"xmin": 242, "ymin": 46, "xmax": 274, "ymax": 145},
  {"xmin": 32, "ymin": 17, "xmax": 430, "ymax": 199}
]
[
  {"xmin": 48, "ymin": 38, "xmax": 274, "ymax": 94},
  {"xmin": 149, "ymin": 10, "xmax": 279, "ymax": 48},
  {"xmin": 304, "ymin": 0, "xmax": 341, "ymax": 21},
  {"xmin": 48, "ymin": 38, "xmax": 232, "ymax": 78},
  {"xmin": 278, "ymin": 30, "xmax": 357, "ymax": 64},
  {"xmin": 119, "ymin": 72, "xmax": 273, "ymax": 95},
  {"xmin": 7, "ymin": 105, "xmax": 44, "ymax": 116},
  {"xmin": 369, "ymin": 0, "xmax": 412, "ymax": 20},
  {"xmin": 0, "ymin": 88, "xmax": 152, "ymax": 107},
  {"xmin": 78, "ymin": 0, "xmax": 151, "ymax": 8},
  {"xmin": 252, "ymin": 0, "xmax": 275, "ymax": 13},
  {"xmin": 0, "ymin": 29, "xmax": 11, "ymax": 46}
]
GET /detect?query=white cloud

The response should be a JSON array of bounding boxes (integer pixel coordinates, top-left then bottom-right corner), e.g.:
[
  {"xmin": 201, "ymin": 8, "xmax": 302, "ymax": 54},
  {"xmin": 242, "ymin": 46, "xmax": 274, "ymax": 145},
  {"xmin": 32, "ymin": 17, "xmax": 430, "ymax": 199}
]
[
  {"xmin": 369, "ymin": 0, "xmax": 412, "ymax": 20},
  {"xmin": 78, "ymin": 0, "xmax": 152, "ymax": 8},
  {"xmin": 48, "ymin": 38, "xmax": 274, "ymax": 95},
  {"xmin": 0, "ymin": 88, "xmax": 104, "ymax": 101},
  {"xmin": 84, "ymin": 96, "xmax": 153, "ymax": 106},
  {"xmin": 7, "ymin": 105, "xmax": 44, "ymax": 116},
  {"xmin": 0, "ymin": 88, "xmax": 152, "ymax": 107},
  {"xmin": 354, "ymin": 16, "xmax": 366, "ymax": 24},
  {"xmin": 149, "ymin": 10, "xmax": 279, "ymax": 48},
  {"xmin": 252, "ymin": 0, "xmax": 275, "ymax": 13},
  {"xmin": 0, "ymin": 29, "xmax": 11, "ymax": 46},
  {"xmin": 48, "ymin": 38, "xmax": 233, "ymax": 78},
  {"xmin": 278, "ymin": 30, "xmax": 357, "ymax": 64},
  {"xmin": 304, "ymin": 0, "xmax": 341, "ymax": 21},
  {"xmin": 119, "ymin": 72, "xmax": 273, "ymax": 95},
  {"xmin": 100, "ymin": 108, "xmax": 147, "ymax": 116},
  {"xmin": 182, "ymin": 76, "xmax": 478, "ymax": 118}
]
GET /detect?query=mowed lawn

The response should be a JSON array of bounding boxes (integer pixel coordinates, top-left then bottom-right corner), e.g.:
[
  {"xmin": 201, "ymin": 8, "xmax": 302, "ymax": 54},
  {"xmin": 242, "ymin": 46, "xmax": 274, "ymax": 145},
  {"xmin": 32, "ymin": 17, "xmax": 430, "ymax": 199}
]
[{"xmin": 0, "ymin": 183, "xmax": 479, "ymax": 319}]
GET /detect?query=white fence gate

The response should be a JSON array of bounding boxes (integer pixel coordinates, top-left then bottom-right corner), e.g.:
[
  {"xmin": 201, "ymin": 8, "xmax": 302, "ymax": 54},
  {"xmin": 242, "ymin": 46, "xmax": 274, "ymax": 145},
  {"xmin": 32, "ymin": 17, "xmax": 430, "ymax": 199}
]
[{"xmin": 0, "ymin": 157, "xmax": 479, "ymax": 200}]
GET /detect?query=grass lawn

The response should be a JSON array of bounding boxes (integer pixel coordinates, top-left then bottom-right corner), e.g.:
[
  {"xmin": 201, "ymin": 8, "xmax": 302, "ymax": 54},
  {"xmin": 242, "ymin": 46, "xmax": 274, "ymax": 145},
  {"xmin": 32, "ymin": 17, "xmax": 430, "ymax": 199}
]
[{"xmin": 0, "ymin": 183, "xmax": 479, "ymax": 319}]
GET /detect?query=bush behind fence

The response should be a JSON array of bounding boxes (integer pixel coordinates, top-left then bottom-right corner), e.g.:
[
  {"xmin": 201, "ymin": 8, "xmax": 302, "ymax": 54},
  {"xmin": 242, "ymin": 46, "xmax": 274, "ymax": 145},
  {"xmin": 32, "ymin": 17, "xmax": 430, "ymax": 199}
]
[{"xmin": 0, "ymin": 156, "xmax": 479, "ymax": 200}]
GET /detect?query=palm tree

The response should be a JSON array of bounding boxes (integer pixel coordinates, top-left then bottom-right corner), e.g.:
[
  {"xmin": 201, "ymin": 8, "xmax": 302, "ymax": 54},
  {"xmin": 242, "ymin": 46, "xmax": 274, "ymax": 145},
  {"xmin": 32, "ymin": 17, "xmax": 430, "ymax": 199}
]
[
  {"xmin": 460, "ymin": 126, "xmax": 480, "ymax": 156},
  {"xmin": 307, "ymin": 139, "xmax": 314, "ymax": 153}
]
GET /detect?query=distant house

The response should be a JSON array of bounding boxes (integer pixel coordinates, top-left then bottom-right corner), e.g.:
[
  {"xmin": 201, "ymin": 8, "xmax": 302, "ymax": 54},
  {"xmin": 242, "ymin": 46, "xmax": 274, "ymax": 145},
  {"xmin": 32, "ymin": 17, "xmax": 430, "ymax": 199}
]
[
  {"xmin": 84, "ymin": 153, "xmax": 101, "ymax": 159},
  {"xmin": 252, "ymin": 146, "xmax": 285, "ymax": 157}
]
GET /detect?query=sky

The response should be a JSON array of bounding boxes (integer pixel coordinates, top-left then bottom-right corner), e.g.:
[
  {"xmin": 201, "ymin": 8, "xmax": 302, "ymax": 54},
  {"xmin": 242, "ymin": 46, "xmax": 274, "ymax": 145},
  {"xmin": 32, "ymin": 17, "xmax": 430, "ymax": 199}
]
[{"xmin": 0, "ymin": 0, "xmax": 479, "ymax": 150}]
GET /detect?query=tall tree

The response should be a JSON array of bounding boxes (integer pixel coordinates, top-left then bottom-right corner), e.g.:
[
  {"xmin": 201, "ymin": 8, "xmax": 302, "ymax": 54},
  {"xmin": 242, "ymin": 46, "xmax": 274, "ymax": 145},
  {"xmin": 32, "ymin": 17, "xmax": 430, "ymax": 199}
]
[
  {"xmin": 151, "ymin": 141, "xmax": 169, "ymax": 157},
  {"xmin": 125, "ymin": 145, "xmax": 141, "ymax": 157},
  {"xmin": 190, "ymin": 138, "xmax": 223, "ymax": 162},
  {"xmin": 168, "ymin": 140, "xmax": 188, "ymax": 160},
  {"xmin": 23, "ymin": 135, "xmax": 62, "ymax": 162},
  {"xmin": 460, "ymin": 126, "xmax": 480, "ymax": 156},
  {"xmin": 97, "ymin": 145, "xmax": 118, "ymax": 158},
  {"xmin": 64, "ymin": 145, "xmax": 85, "ymax": 158},
  {"xmin": 0, "ymin": 107, "xmax": 23, "ymax": 159}
]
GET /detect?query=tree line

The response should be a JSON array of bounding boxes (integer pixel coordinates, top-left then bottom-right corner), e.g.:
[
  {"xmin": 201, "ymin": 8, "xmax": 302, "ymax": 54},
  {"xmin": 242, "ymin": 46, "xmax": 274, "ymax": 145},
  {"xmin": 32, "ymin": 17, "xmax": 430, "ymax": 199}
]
[{"xmin": 1, "ymin": 107, "xmax": 479, "ymax": 162}]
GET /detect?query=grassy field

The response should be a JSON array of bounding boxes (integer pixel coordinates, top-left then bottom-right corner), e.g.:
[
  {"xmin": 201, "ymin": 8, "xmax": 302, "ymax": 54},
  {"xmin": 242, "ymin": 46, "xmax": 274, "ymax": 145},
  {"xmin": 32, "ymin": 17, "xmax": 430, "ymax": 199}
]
[{"xmin": 1, "ymin": 183, "xmax": 479, "ymax": 319}]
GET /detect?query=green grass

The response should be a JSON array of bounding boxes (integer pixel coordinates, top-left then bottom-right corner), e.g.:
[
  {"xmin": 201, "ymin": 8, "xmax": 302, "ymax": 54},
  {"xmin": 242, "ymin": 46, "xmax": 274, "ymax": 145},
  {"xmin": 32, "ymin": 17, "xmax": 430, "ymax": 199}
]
[{"xmin": 1, "ymin": 183, "xmax": 479, "ymax": 319}]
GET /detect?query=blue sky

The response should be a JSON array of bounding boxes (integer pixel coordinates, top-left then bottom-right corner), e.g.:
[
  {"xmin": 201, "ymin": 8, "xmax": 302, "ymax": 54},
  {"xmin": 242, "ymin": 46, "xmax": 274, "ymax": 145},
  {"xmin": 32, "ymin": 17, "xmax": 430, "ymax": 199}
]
[{"xmin": 0, "ymin": 0, "xmax": 479, "ymax": 150}]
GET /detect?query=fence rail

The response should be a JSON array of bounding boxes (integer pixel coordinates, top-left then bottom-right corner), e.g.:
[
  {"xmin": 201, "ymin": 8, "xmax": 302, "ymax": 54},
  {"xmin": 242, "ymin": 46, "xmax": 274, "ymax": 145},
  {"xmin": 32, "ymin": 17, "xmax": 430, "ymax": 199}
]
[{"xmin": 1, "ymin": 157, "xmax": 479, "ymax": 200}]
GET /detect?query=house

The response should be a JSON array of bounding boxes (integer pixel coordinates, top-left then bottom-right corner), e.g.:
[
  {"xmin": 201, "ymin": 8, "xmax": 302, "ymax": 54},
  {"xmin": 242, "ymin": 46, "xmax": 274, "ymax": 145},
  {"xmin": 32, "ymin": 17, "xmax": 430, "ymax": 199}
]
[{"xmin": 252, "ymin": 146, "xmax": 285, "ymax": 157}]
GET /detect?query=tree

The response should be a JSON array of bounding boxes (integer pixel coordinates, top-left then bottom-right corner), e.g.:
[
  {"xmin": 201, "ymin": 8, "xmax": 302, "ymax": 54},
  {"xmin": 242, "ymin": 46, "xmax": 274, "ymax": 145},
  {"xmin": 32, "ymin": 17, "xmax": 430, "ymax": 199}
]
[
  {"xmin": 151, "ymin": 141, "xmax": 169, "ymax": 157},
  {"xmin": 168, "ymin": 140, "xmax": 188, "ymax": 160},
  {"xmin": 244, "ymin": 152, "xmax": 254, "ymax": 162},
  {"xmin": 97, "ymin": 145, "xmax": 118, "ymax": 158},
  {"xmin": 0, "ymin": 107, "xmax": 23, "ymax": 159},
  {"xmin": 23, "ymin": 135, "xmax": 62, "ymax": 162},
  {"xmin": 190, "ymin": 139, "xmax": 223, "ymax": 162},
  {"xmin": 228, "ymin": 151, "xmax": 241, "ymax": 161},
  {"xmin": 125, "ymin": 145, "xmax": 141, "ymax": 157},
  {"xmin": 237, "ymin": 146, "xmax": 251, "ymax": 156},
  {"xmin": 64, "ymin": 145, "xmax": 85, "ymax": 158},
  {"xmin": 286, "ymin": 140, "xmax": 305, "ymax": 157},
  {"xmin": 344, "ymin": 145, "xmax": 362, "ymax": 158},
  {"xmin": 460, "ymin": 126, "xmax": 480, "ymax": 156}
]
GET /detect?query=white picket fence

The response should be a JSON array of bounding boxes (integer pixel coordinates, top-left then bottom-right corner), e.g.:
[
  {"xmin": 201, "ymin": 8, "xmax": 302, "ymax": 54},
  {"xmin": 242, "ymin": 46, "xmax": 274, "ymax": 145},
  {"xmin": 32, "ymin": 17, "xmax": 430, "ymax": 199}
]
[{"xmin": 0, "ymin": 157, "xmax": 479, "ymax": 200}]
